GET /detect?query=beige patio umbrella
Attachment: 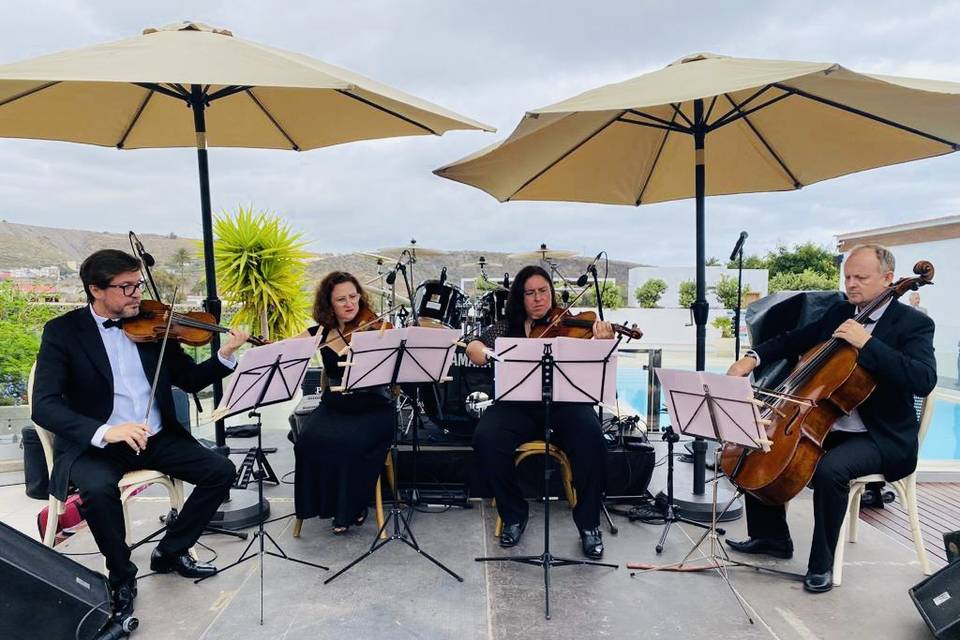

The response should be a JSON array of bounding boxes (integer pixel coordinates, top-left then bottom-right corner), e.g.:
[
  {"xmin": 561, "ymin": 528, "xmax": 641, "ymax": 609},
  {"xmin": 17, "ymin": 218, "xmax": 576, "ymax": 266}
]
[
  {"xmin": 0, "ymin": 21, "xmax": 493, "ymax": 448},
  {"xmin": 435, "ymin": 52, "xmax": 960, "ymax": 505},
  {"xmin": 436, "ymin": 52, "xmax": 960, "ymax": 366}
]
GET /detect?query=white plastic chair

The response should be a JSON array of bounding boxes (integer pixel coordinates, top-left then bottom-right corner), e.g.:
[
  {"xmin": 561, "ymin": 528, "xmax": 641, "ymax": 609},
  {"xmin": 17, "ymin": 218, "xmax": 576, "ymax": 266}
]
[
  {"xmin": 832, "ymin": 392, "xmax": 937, "ymax": 585},
  {"xmin": 28, "ymin": 362, "xmax": 186, "ymax": 548}
]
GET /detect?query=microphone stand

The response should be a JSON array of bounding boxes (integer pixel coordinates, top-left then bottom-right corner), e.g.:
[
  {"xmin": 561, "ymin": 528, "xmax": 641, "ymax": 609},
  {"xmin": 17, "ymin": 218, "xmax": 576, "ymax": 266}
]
[{"xmin": 729, "ymin": 232, "xmax": 747, "ymax": 360}]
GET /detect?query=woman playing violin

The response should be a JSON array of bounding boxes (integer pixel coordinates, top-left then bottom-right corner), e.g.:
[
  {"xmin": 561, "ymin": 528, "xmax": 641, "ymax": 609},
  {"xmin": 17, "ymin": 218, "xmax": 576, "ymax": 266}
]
[
  {"xmin": 293, "ymin": 271, "xmax": 394, "ymax": 535},
  {"xmin": 465, "ymin": 265, "xmax": 613, "ymax": 559}
]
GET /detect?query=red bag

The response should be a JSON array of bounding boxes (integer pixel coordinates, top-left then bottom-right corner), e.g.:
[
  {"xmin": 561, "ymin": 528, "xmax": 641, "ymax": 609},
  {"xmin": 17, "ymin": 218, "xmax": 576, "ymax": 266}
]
[{"xmin": 36, "ymin": 494, "xmax": 86, "ymax": 545}]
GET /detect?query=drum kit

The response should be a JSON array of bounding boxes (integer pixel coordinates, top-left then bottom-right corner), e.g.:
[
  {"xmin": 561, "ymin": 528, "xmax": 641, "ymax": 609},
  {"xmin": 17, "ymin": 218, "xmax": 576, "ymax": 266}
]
[{"xmin": 358, "ymin": 241, "xmax": 593, "ymax": 436}]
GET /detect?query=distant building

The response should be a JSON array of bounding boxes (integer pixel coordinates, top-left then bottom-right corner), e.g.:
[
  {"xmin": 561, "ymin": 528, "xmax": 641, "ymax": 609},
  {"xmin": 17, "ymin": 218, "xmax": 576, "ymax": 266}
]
[{"xmin": 837, "ymin": 214, "xmax": 959, "ymax": 381}]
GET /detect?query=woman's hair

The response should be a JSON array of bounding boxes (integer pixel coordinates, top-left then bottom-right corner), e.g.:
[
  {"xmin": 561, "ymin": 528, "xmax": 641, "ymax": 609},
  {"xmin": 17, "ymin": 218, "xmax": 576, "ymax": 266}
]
[
  {"xmin": 312, "ymin": 271, "xmax": 371, "ymax": 328},
  {"xmin": 79, "ymin": 249, "xmax": 142, "ymax": 303},
  {"xmin": 505, "ymin": 265, "xmax": 557, "ymax": 332}
]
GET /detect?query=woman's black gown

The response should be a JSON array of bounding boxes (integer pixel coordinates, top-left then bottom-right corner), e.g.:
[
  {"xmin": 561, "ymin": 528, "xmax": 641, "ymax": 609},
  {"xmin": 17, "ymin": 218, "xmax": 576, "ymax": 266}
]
[{"xmin": 294, "ymin": 325, "xmax": 395, "ymax": 527}]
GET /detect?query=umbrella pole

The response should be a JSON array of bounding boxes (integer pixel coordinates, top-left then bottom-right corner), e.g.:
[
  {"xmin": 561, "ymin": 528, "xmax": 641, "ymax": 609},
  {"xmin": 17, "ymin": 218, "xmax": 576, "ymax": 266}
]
[
  {"xmin": 189, "ymin": 85, "xmax": 227, "ymax": 451},
  {"xmin": 659, "ymin": 99, "xmax": 742, "ymax": 528},
  {"xmin": 188, "ymin": 85, "xmax": 269, "ymax": 531}
]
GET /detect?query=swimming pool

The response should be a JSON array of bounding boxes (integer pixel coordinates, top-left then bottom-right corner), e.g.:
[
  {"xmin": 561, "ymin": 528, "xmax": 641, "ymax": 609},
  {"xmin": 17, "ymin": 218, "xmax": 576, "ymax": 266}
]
[{"xmin": 616, "ymin": 366, "xmax": 960, "ymax": 462}]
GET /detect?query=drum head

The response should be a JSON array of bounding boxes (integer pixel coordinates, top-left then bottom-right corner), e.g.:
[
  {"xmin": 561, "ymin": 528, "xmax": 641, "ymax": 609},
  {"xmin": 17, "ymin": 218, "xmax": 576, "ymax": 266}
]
[{"xmin": 413, "ymin": 280, "xmax": 467, "ymax": 329}]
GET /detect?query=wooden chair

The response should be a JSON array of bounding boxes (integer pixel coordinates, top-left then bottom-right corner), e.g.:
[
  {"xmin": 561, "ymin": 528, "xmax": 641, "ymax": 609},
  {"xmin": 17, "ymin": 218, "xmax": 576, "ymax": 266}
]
[
  {"xmin": 493, "ymin": 441, "xmax": 577, "ymax": 538},
  {"xmin": 292, "ymin": 451, "xmax": 396, "ymax": 540},
  {"xmin": 29, "ymin": 362, "xmax": 186, "ymax": 549},
  {"xmin": 832, "ymin": 392, "xmax": 937, "ymax": 585}
]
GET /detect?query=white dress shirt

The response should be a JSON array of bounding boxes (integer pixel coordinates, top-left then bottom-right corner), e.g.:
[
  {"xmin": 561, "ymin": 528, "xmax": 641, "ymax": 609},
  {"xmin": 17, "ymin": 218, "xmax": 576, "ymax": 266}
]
[{"xmin": 89, "ymin": 306, "xmax": 236, "ymax": 448}]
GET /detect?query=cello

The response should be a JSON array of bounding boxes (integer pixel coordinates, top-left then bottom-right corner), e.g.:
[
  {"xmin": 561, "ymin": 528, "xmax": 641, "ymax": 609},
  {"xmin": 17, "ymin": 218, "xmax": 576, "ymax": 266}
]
[{"xmin": 719, "ymin": 261, "xmax": 934, "ymax": 506}]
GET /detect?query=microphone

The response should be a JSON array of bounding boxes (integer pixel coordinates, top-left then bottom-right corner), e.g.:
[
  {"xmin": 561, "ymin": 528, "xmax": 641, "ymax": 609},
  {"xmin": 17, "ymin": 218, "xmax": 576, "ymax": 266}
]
[
  {"xmin": 128, "ymin": 231, "xmax": 156, "ymax": 267},
  {"xmin": 576, "ymin": 252, "xmax": 603, "ymax": 286},
  {"xmin": 439, "ymin": 266, "xmax": 447, "ymax": 286},
  {"xmin": 385, "ymin": 262, "xmax": 404, "ymax": 286},
  {"xmin": 729, "ymin": 231, "xmax": 748, "ymax": 261}
]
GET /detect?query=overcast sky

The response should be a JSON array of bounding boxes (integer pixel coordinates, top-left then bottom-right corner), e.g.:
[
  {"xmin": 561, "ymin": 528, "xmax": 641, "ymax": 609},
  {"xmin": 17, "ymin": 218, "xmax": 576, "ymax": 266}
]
[{"xmin": 0, "ymin": 1, "xmax": 957, "ymax": 268}]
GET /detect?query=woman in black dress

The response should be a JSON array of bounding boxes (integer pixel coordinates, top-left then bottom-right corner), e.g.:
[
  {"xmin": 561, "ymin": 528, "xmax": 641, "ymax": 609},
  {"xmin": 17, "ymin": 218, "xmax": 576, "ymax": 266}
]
[{"xmin": 294, "ymin": 271, "xmax": 395, "ymax": 534}]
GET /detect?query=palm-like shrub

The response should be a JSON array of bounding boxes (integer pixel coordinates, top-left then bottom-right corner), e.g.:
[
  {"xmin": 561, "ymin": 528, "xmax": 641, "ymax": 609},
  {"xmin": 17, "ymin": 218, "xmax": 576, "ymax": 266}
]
[{"xmin": 211, "ymin": 206, "xmax": 311, "ymax": 340}]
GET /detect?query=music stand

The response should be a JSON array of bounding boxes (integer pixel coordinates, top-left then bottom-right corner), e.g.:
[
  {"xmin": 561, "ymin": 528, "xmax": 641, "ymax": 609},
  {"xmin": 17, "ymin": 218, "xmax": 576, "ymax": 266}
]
[
  {"xmin": 476, "ymin": 337, "xmax": 620, "ymax": 620},
  {"xmin": 194, "ymin": 336, "xmax": 329, "ymax": 625},
  {"xmin": 324, "ymin": 326, "xmax": 464, "ymax": 584},
  {"xmin": 628, "ymin": 369, "xmax": 781, "ymax": 623}
]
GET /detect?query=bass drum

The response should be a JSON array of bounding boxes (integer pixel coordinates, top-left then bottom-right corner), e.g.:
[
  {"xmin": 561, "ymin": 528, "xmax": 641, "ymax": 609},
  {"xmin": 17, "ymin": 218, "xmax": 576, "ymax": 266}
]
[
  {"xmin": 477, "ymin": 288, "xmax": 509, "ymax": 328},
  {"xmin": 413, "ymin": 280, "xmax": 468, "ymax": 329},
  {"xmin": 421, "ymin": 345, "xmax": 495, "ymax": 436}
]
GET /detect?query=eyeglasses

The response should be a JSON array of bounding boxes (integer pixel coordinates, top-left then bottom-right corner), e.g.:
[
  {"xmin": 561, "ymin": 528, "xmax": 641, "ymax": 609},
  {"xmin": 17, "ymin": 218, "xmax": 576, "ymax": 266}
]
[
  {"xmin": 333, "ymin": 293, "xmax": 361, "ymax": 306},
  {"xmin": 103, "ymin": 280, "xmax": 146, "ymax": 296},
  {"xmin": 523, "ymin": 286, "xmax": 551, "ymax": 299}
]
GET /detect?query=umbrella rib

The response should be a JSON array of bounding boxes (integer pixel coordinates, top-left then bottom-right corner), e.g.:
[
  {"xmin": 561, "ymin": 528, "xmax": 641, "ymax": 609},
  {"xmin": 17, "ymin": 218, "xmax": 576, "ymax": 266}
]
[
  {"xmin": 720, "ymin": 92, "xmax": 802, "ymax": 189},
  {"xmin": 634, "ymin": 111, "xmax": 680, "ymax": 206},
  {"xmin": 116, "ymin": 88, "xmax": 155, "ymax": 149},
  {"xmin": 772, "ymin": 83, "xmax": 960, "ymax": 149},
  {"xmin": 703, "ymin": 95, "xmax": 719, "ymax": 125},
  {"xmin": 503, "ymin": 111, "xmax": 626, "ymax": 202},
  {"xmin": 623, "ymin": 109, "xmax": 690, "ymax": 133},
  {"xmin": 244, "ymin": 89, "xmax": 301, "ymax": 151},
  {"xmin": 0, "ymin": 81, "xmax": 60, "ymax": 108},
  {"xmin": 709, "ymin": 90, "xmax": 793, "ymax": 131},
  {"xmin": 670, "ymin": 103, "xmax": 695, "ymax": 128},
  {"xmin": 208, "ymin": 85, "xmax": 251, "ymax": 102},
  {"xmin": 136, "ymin": 83, "xmax": 188, "ymax": 102},
  {"xmin": 708, "ymin": 85, "xmax": 777, "ymax": 128},
  {"xmin": 336, "ymin": 89, "xmax": 439, "ymax": 135}
]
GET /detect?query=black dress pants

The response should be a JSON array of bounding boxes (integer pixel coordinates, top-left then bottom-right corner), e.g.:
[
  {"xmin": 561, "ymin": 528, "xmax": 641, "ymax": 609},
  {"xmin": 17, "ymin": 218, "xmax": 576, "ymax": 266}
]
[
  {"xmin": 70, "ymin": 428, "xmax": 236, "ymax": 585},
  {"xmin": 743, "ymin": 430, "xmax": 884, "ymax": 573},
  {"xmin": 472, "ymin": 402, "xmax": 606, "ymax": 531}
]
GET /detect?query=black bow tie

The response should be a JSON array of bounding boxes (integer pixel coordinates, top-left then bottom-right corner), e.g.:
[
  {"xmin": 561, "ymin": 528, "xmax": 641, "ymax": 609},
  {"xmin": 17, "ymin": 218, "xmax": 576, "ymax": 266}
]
[{"xmin": 102, "ymin": 318, "xmax": 123, "ymax": 329}]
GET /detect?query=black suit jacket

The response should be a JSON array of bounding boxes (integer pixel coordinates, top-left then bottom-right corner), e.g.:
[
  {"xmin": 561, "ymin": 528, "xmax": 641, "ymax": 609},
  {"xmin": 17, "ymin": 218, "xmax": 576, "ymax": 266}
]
[
  {"xmin": 31, "ymin": 306, "xmax": 234, "ymax": 500},
  {"xmin": 753, "ymin": 299, "xmax": 936, "ymax": 482}
]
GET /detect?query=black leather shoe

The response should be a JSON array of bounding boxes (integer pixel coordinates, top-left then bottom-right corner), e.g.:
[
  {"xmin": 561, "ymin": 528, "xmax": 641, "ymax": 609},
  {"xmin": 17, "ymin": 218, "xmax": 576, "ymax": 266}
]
[
  {"xmin": 499, "ymin": 519, "xmax": 528, "ymax": 547},
  {"xmin": 803, "ymin": 570, "xmax": 833, "ymax": 593},
  {"xmin": 725, "ymin": 536, "xmax": 794, "ymax": 559},
  {"xmin": 580, "ymin": 528, "xmax": 604, "ymax": 559},
  {"xmin": 150, "ymin": 548, "xmax": 217, "ymax": 579},
  {"xmin": 110, "ymin": 577, "xmax": 137, "ymax": 619}
]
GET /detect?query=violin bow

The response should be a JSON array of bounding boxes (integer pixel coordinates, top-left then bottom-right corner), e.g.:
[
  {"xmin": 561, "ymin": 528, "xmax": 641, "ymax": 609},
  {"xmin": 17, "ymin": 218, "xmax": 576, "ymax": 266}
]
[
  {"xmin": 536, "ymin": 281, "xmax": 592, "ymax": 336},
  {"xmin": 139, "ymin": 285, "xmax": 180, "ymax": 454},
  {"xmin": 320, "ymin": 304, "xmax": 405, "ymax": 354}
]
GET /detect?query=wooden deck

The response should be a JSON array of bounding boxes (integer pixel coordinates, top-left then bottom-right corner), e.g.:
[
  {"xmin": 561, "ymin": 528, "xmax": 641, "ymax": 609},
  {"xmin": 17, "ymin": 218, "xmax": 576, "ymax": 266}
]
[{"xmin": 859, "ymin": 482, "xmax": 959, "ymax": 567}]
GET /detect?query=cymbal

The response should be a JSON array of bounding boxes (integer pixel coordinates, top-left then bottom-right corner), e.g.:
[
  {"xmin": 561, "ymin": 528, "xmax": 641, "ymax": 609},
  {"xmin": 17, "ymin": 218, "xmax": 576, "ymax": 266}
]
[
  {"xmin": 379, "ymin": 241, "xmax": 445, "ymax": 257},
  {"xmin": 508, "ymin": 244, "xmax": 577, "ymax": 261},
  {"xmin": 363, "ymin": 284, "xmax": 409, "ymax": 305},
  {"xmin": 460, "ymin": 258, "xmax": 503, "ymax": 268},
  {"xmin": 359, "ymin": 252, "xmax": 393, "ymax": 263}
]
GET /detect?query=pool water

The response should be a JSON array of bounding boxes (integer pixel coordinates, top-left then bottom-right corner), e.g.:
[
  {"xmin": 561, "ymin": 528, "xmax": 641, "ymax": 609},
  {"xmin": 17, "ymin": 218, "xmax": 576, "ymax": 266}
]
[{"xmin": 616, "ymin": 366, "xmax": 960, "ymax": 462}]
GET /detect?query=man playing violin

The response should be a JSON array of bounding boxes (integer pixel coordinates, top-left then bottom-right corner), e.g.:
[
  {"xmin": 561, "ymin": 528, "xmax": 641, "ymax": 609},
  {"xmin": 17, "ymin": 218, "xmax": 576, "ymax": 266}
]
[
  {"xmin": 32, "ymin": 249, "xmax": 249, "ymax": 620},
  {"xmin": 724, "ymin": 244, "xmax": 936, "ymax": 593},
  {"xmin": 466, "ymin": 265, "xmax": 614, "ymax": 558}
]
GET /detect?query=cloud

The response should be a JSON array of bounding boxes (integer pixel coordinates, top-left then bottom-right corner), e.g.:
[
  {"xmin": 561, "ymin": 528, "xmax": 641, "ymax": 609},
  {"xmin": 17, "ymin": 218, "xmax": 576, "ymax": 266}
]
[{"xmin": 0, "ymin": 0, "xmax": 957, "ymax": 271}]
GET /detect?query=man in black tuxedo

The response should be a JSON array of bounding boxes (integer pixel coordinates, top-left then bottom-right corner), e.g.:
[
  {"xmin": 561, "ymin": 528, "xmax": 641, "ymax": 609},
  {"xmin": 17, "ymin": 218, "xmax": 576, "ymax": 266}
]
[
  {"xmin": 31, "ymin": 249, "xmax": 249, "ymax": 617},
  {"xmin": 724, "ymin": 244, "xmax": 936, "ymax": 593}
]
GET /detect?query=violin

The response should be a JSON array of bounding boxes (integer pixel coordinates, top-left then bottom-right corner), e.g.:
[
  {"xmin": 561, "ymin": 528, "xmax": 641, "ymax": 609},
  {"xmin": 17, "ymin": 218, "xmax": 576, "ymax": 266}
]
[
  {"xmin": 121, "ymin": 299, "xmax": 267, "ymax": 347},
  {"xmin": 321, "ymin": 306, "xmax": 394, "ymax": 355},
  {"xmin": 528, "ymin": 308, "xmax": 643, "ymax": 341}
]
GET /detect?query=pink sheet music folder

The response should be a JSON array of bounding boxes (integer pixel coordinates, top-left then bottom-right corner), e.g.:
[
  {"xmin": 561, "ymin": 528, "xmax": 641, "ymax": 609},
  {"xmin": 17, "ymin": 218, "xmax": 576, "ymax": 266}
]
[{"xmin": 493, "ymin": 337, "xmax": 617, "ymax": 405}]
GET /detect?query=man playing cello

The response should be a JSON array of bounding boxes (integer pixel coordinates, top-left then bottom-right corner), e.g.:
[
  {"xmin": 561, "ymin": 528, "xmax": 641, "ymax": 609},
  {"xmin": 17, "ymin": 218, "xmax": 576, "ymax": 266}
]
[{"xmin": 724, "ymin": 244, "xmax": 936, "ymax": 593}]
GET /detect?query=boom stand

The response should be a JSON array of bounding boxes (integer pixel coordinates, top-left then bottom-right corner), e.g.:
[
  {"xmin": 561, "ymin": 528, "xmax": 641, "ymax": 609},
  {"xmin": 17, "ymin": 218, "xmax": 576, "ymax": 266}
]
[
  {"xmin": 476, "ymin": 342, "xmax": 618, "ymax": 620},
  {"xmin": 195, "ymin": 341, "xmax": 329, "ymax": 625},
  {"xmin": 325, "ymin": 329, "xmax": 463, "ymax": 584}
]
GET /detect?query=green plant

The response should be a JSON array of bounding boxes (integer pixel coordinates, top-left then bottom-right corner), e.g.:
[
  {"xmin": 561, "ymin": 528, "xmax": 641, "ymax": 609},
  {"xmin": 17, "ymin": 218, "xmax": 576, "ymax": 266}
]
[
  {"xmin": 768, "ymin": 269, "xmax": 839, "ymax": 293},
  {"xmin": 0, "ymin": 281, "xmax": 60, "ymax": 402},
  {"xmin": 712, "ymin": 316, "xmax": 733, "ymax": 338},
  {"xmin": 766, "ymin": 242, "xmax": 839, "ymax": 280},
  {"xmin": 714, "ymin": 275, "xmax": 752, "ymax": 309},
  {"xmin": 678, "ymin": 280, "xmax": 696, "ymax": 308},
  {"xmin": 635, "ymin": 278, "xmax": 667, "ymax": 308},
  {"xmin": 211, "ymin": 206, "xmax": 312, "ymax": 340},
  {"xmin": 725, "ymin": 254, "xmax": 768, "ymax": 270},
  {"xmin": 579, "ymin": 280, "xmax": 623, "ymax": 310}
]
